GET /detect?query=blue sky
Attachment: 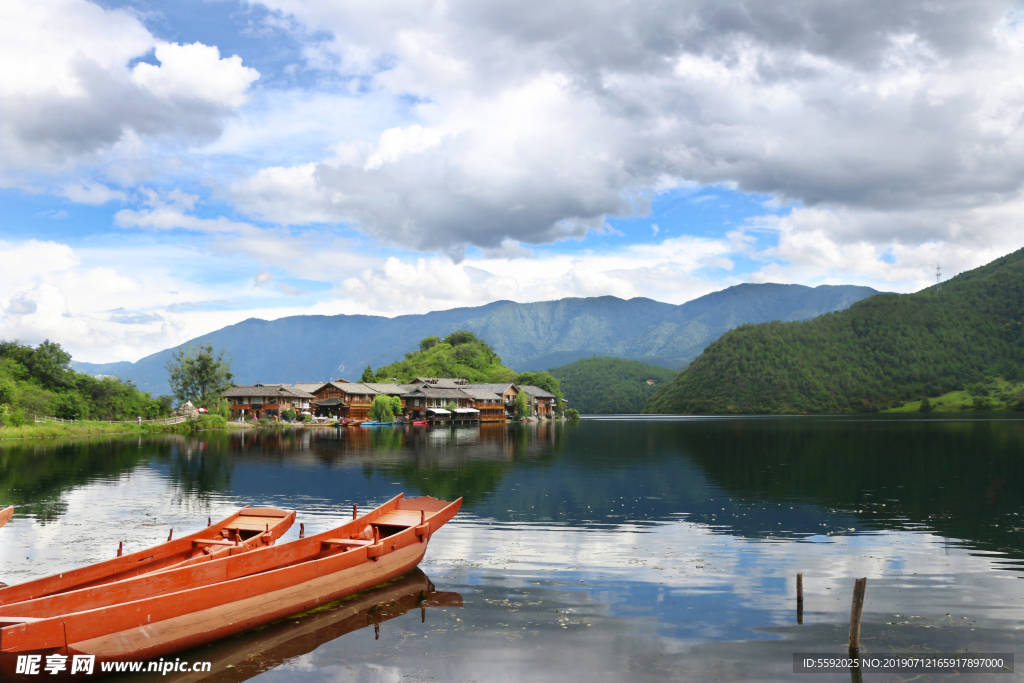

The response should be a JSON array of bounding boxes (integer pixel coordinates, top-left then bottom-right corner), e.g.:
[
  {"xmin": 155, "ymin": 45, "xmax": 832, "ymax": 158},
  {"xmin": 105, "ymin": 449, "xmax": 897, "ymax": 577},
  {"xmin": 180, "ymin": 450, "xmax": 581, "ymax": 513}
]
[{"xmin": 2, "ymin": 0, "xmax": 1023, "ymax": 362}]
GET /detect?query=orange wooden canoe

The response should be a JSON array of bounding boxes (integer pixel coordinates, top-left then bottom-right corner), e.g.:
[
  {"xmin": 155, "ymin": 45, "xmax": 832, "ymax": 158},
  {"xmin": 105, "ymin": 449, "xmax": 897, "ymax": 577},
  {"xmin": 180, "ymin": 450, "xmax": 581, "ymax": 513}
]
[
  {"xmin": 0, "ymin": 507, "xmax": 12, "ymax": 530},
  {"xmin": 157, "ymin": 569, "xmax": 461, "ymax": 682},
  {"xmin": 0, "ymin": 494, "xmax": 459, "ymax": 668},
  {"xmin": 0, "ymin": 506, "xmax": 295, "ymax": 607}
]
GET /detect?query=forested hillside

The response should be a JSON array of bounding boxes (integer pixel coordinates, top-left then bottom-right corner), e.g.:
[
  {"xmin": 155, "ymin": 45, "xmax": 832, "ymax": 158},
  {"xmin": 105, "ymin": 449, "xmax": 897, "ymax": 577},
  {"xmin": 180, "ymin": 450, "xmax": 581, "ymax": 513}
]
[
  {"xmin": 550, "ymin": 357, "xmax": 678, "ymax": 414},
  {"xmin": 0, "ymin": 340, "xmax": 172, "ymax": 425},
  {"xmin": 365, "ymin": 331, "xmax": 517, "ymax": 384},
  {"xmin": 645, "ymin": 248, "xmax": 1024, "ymax": 414}
]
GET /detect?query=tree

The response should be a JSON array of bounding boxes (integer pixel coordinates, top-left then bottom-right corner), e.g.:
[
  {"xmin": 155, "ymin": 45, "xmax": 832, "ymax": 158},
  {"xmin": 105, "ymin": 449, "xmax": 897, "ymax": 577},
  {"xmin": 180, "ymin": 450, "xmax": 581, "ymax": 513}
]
[
  {"xmin": 369, "ymin": 394, "xmax": 395, "ymax": 422},
  {"xmin": 25, "ymin": 340, "xmax": 73, "ymax": 389},
  {"xmin": 166, "ymin": 343, "xmax": 234, "ymax": 408},
  {"xmin": 419, "ymin": 336, "xmax": 440, "ymax": 351},
  {"xmin": 389, "ymin": 396, "xmax": 403, "ymax": 416},
  {"xmin": 514, "ymin": 391, "xmax": 530, "ymax": 419},
  {"xmin": 445, "ymin": 400, "xmax": 458, "ymax": 413},
  {"xmin": 918, "ymin": 397, "xmax": 933, "ymax": 413},
  {"xmin": 361, "ymin": 366, "xmax": 375, "ymax": 382}
]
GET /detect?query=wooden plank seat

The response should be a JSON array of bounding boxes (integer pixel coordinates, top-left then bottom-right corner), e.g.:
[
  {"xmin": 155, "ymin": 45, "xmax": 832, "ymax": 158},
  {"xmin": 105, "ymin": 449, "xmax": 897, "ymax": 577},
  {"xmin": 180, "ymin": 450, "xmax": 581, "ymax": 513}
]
[{"xmin": 374, "ymin": 510, "xmax": 426, "ymax": 527}]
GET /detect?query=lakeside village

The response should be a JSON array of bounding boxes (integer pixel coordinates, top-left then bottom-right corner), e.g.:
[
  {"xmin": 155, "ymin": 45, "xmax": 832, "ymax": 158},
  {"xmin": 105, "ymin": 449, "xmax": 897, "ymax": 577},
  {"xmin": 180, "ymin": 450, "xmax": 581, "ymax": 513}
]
[{"xmin": 222, "ymin": 377, "xmax": 560, "ymax": 425}]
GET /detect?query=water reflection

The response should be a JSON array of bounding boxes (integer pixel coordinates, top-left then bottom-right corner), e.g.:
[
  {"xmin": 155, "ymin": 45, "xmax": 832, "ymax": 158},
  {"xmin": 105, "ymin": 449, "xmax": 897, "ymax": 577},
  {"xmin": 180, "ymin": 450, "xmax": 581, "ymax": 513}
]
[
  {"xmin": 1, "ymin": 418, "xmax": 1024, "ymax": 682},
  {"xmin": 126, "ymin": 569, "xmax": 462, "ymax": 683}
]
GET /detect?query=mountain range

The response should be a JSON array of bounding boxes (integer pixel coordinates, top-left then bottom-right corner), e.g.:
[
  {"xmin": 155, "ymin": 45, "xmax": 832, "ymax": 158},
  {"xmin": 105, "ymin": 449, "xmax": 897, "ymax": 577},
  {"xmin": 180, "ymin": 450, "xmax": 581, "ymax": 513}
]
[
  {"xmin": 73, "ymin": 283, "xmax": 879, "ymax": 396},
  {"xmin": 645, "ymin": 247, "xmax": 1024, "ymax": 414}
]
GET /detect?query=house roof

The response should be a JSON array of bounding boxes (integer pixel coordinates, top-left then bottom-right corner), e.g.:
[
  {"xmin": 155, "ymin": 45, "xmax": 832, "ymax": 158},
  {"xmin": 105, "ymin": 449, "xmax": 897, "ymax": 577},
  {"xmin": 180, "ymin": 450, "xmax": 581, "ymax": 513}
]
[
  {"xmin": 403, "ymin": 386, "xmax": 471, "ymax": 399},
  {"xmin": 288, "ymin": 383, "xmax": 326, "ymax": 394},
  {"xmin": 223, "ymin": 384, "xmax": 314, "ymax": 400},
  {"xmin": 363, "ymin": 383, "xmax": 415, "ymax": 395},
  {"xmin": 312, "ymin": 397, "xmax": 345, "ymax": 406},
  {"xmin": 465, "ymin": 383, "xmax": 516, "ymax": 394},
  {"xmin": 319, "ymin": 381, "xmax": 378, "ymax": 395},
  {"xmin": 519, "ymin": 385, "xmax": 556, "ymax": 398},
  {"xmin": 460, "ymin": 388, "xmax": 503, "ymax": 401}
]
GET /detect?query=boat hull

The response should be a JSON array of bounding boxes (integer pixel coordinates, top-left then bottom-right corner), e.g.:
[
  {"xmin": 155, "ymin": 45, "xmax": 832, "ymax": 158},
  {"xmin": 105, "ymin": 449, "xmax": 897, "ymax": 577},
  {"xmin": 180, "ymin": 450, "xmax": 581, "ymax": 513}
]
[{"xmin": 0, "ymin": 496, "xmax": 459, "ymax": 672}]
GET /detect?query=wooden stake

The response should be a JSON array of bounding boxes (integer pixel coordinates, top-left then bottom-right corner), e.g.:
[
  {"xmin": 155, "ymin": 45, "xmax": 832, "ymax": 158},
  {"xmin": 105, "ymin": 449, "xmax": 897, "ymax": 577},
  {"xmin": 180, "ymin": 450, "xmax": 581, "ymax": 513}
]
[
  {"xmin": 848, "ymin": 577, "xmax": 867, "ymax": 654},
  {"xmin": 117, "ymin": 541, "xmax": 122, "ymax": 557},
  {"xmin": 299, "ymin": 522, "xmax": 304, "ymax": 539},
  {"xmin": 168, "ymin": 528, "xmax": 173, "ymax": 541},
  {"xmin": 353, "ymin": 504, "xmax": 357, "ymax": 520},
  {"xmin": 208, "ymin": 517, "xmax": 211, "ymax": 526},
  {"xmin": 796, "ymin": 572, "xmax": 804, "ymax": 625}
]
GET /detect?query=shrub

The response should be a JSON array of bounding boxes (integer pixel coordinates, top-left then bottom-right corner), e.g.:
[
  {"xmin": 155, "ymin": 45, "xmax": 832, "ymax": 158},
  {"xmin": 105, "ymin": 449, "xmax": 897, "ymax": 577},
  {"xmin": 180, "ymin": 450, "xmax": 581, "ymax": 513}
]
[
  {"xmin": 918, "ymin": 397, "xmax": 933, "ymax": 413},
  {"xmin": 1, "ymin": 407, "xmax": 28, "ymax": 427},
  {"xmin": 282, "ymin": 409, "xmax": 297, "ymax": 422}
]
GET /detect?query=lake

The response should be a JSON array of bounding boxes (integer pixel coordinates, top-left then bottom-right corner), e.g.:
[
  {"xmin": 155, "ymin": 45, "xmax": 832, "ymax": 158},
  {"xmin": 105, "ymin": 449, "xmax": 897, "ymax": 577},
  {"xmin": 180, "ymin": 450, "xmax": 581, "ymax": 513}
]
[{"xmin": 1, "ymin": 415, "xmax": 1022, "ymax": 682}]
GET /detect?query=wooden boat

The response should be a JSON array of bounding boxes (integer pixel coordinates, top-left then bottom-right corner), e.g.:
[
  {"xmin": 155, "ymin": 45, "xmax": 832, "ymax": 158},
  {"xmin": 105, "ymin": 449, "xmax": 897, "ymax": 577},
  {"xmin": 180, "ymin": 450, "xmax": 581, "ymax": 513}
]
[
  {"xmin": 153, "ymin": 569, "xmax": 461, "ymax": 683},
  {"xmin": 345, "ymin": 420, "xmax": 364, "ymax": 427},
  {"xmin": 0, "ymin": 507, "xmax": 13, "ymax": 530},
  {"xmin": 0, "ymin": 494, "xmax": 460, "ymax": 668},
  {"xmin": 412, "ymin": 420, "xmax": 428, "ymax": 426},
  {"xmin": 361, "ymin": 421, "xmax": 394, "ymax": 426},
  {"xmin": 0, "ymin": 506, "xmax": 295, "ymax": 607}
]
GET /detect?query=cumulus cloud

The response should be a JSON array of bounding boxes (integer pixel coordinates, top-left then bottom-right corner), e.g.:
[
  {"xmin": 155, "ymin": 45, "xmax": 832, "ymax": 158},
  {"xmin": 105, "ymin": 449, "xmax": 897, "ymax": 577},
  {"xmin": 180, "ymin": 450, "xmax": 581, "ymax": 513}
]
[
  {"xmin": 221, "ymin": 0, "xmax": 1024, "ymax": 263},
  {"xmin": 0, "ymin": 0, "xmax": 258, "ymax": 171}
]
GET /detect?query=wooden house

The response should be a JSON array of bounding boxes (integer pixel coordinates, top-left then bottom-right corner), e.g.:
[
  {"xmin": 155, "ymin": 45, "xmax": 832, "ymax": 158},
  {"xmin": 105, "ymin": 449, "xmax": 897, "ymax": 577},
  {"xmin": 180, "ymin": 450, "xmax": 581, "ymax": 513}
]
[
  {"xmin": 519, "ymin": 385, "xmax": 557, "ymax": 418},
  {"xmin": 461, "ymin": 388, "xmax": 507, "ymax": 422},
  {"xmin": 310, "ymin": 381, "xmax": 379, "ymax": 420},
  {"xmin": 223, "ymin": 384, "xmax": 315, "ymax": 420},
  {"xmin": 465, "ymin": 383, "xmax": 519, "ymax": 418}
]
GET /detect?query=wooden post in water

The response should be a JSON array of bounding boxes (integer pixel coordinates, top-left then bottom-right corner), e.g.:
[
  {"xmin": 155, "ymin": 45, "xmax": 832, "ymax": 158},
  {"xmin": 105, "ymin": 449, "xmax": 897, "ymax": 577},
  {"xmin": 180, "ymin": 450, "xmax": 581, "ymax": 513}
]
[
  {"xmin": 299, "ymin": 522, "xmax": 304, "ymax": 539},
  {"xmin": 353, "ymin": 504, "xmax": 357, "ymax": 520},
  {"xmin": 167, "ymin": 528, "xmax": 173, "ymax": 542},
  {"xmin": 117, "ymin": 541, "xmax": 122, "ymax": 557},
  {"xmin": 848, "ymin": 577, "xmax": 867, "ymax": 654},
  {"xmin": 796, "ymin": 573, "xmax": 804, "ymax": 625}
]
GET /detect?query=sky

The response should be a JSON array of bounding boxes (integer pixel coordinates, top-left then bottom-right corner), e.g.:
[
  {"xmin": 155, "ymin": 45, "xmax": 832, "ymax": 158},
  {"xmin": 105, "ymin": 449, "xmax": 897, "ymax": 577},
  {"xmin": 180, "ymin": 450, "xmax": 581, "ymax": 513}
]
[{"xmin": 3, "ymin": 0, "xmax": 1024, "ymax": 363}]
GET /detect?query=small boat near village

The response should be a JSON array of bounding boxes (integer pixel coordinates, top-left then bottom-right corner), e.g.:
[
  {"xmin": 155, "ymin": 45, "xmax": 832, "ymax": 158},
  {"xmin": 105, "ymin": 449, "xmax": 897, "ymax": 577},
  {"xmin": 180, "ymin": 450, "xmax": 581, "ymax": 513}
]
[
  {"xmin": 0, "ymin": 494, "xmax": 460, "ymax": 670},
  {"xmin": 0, "ymin": 507, "xmax": 295, "ymax": 607}
]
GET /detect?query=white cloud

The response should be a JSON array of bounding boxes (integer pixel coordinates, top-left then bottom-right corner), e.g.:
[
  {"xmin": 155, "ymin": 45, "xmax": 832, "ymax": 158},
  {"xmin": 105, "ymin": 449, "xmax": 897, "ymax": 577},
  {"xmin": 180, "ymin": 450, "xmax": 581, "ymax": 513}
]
[
  {"xmin": 0, "ymin": 0, "xmax": 259, "ymax": 171},
  {"xmin": 131, "ymin": 42, "xmax": 258, "ymax": 108}
]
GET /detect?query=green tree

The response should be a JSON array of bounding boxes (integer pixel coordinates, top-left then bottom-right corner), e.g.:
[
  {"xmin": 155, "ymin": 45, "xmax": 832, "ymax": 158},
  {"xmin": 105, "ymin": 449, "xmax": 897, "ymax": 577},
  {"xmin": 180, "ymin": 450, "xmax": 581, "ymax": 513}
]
[
  {"xmin": 445, "ymin": 400, "xmax": 458, "ymax": 413},
  {"xmin": 369, "ymin": 394, "xmax": 395, "ymax": 422},
  {"xmin": 52, "ymin": 392, "xmax": 89, "ymax": 420},
  {"xmin": 166, "ymin": 343, "xmax": 234, "ymax": 408},
  {"xmin": 25, "ymin": 340, "xmax": 73, "ymax": 390},
  {"xmin": 419, "ymin": 336, "xmax": 441, "ymax": 351},
  {"xmin": 514, "ymin": 391, "xmax": 530, "ymax": 419},
  {"xmin": 0, "ymin": 375, "xmax": 16, "ymax": 406},
  {"xmin": 360, "ymin": 366, "xmax": 375, "ymax": 382},
  {"xmin": 389, "ymin": 395, "xmax": 403, "ymax": 416},
  {"xmin": 919, "ymin": 397, "xmax": 933, "ymax": 413},
  {"xmin": 565, "ymin": 408, "xmax": 580, "ymax": 420}
]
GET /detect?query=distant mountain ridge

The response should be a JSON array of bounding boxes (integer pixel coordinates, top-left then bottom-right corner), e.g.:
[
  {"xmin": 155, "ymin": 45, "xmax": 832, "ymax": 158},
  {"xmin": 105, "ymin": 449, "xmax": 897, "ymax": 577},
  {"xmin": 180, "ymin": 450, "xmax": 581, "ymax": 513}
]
[{"xmin": 73, "ymin": 283, "xmax": 879, "ymax": 396}]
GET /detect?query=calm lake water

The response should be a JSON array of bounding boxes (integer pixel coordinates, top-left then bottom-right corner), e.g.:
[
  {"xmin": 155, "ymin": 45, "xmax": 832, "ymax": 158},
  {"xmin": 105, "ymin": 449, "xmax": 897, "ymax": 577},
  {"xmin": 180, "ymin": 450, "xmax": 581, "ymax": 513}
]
[{"xmin": 1, "ymin": 416, "xmax": 1023, "ymax": 682}]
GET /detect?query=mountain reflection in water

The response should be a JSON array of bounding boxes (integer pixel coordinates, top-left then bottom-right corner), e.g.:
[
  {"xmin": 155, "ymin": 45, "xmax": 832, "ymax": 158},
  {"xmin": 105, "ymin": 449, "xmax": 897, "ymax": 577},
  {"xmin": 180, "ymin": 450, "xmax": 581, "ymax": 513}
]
[{"xmin": 1, "ymin": 417, "xmax": 1023, "ymax": 682}]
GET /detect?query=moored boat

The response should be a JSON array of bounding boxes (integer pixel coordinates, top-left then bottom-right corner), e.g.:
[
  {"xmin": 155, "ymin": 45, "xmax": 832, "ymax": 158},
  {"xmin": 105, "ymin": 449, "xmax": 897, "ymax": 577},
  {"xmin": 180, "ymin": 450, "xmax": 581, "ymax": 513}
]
[
  {"xmin": 0, "ymin": 506, "xmax": 295, "ymax": 607},
  {"xmin": 361, "ymin": 421, "xmax": 394, "ymax": 426},
  {"xmin": 0, "ymin": 494, "xmax": 460, "ymax": 668},
  {"xmin": 412, "ymin": 420, "xmax": 428, "ymax": 426},
  {"xmin": 0, "ymin": 507, "xmax": 12, "ymax": 530}
]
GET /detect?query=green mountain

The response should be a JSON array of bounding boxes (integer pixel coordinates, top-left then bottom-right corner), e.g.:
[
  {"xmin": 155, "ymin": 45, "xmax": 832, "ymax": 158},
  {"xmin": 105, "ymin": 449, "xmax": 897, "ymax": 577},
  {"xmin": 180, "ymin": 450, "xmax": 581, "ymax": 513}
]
[
  {"xmin": 72, "ymin": 284, "xmax": 877, "ymax": 396},
  {"xmin": 645, "ymin": 248, "xmax": 1024, "ymax": 414},
  {"xmin": 367, "ymin": 331, "xmax": 516, "ymax": 383},
  {"xmin": 550, "ymin": 357, "xmax": 678, "ymax": 414}
]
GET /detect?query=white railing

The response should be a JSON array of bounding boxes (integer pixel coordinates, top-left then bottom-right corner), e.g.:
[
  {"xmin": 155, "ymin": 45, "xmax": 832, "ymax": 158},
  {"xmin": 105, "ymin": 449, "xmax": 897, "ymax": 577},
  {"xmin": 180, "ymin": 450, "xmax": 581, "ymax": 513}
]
[{"xmin": 34, "ymin": 415, "xmax": 189, "ymax": 426}]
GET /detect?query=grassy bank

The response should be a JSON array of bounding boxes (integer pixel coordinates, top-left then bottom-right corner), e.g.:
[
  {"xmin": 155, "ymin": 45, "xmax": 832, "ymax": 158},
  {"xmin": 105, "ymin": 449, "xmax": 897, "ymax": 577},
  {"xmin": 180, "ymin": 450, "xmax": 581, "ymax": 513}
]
[
  {"xmin": 0, "ymin": 415, "xmax": 229, "ymax": 440},
  {"xmin": 886, "ymin": 378, "xmax": 1024, "ymax": 413}
]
